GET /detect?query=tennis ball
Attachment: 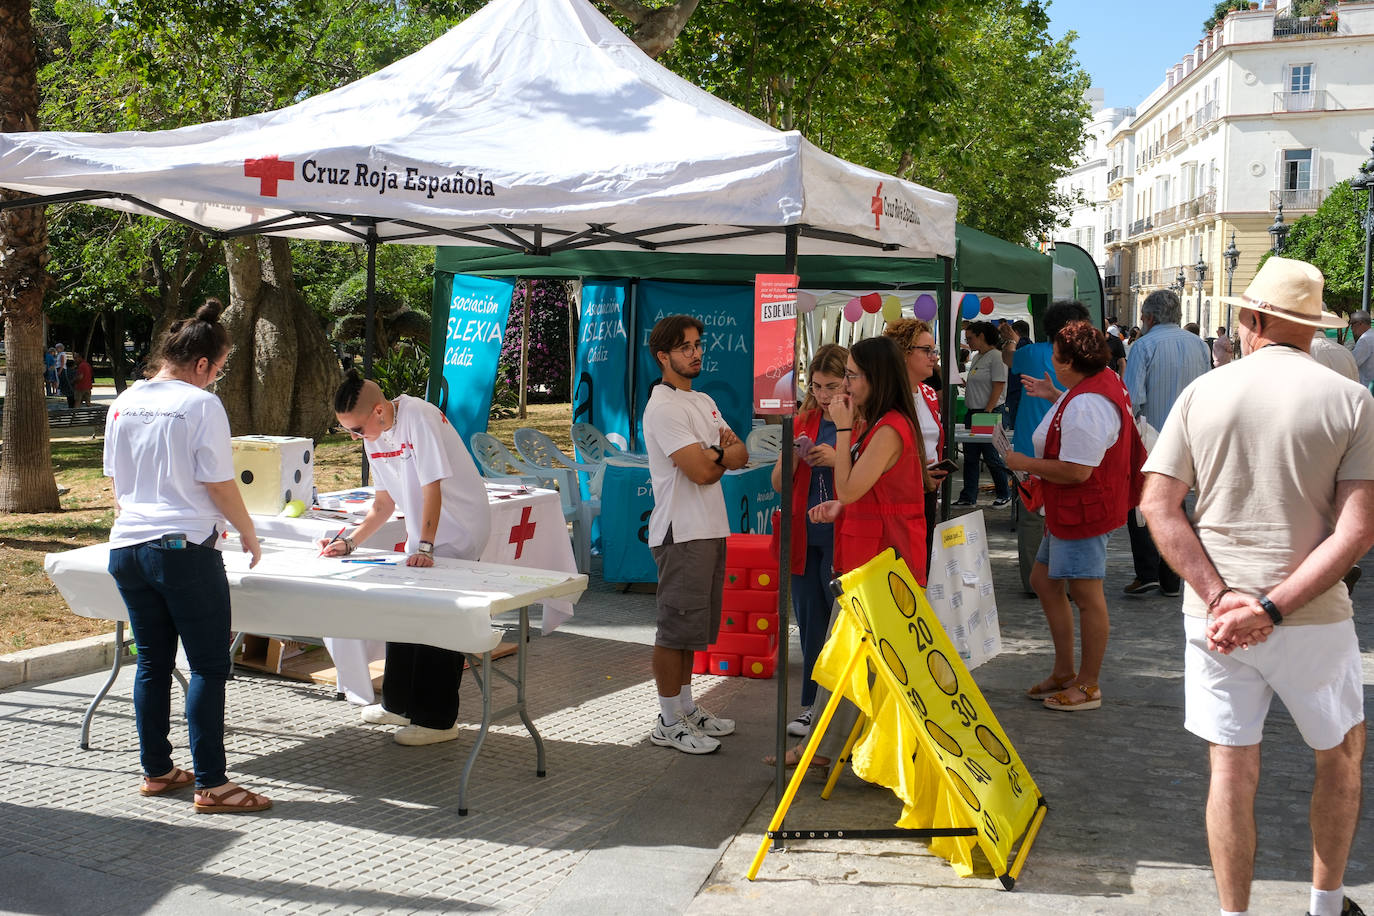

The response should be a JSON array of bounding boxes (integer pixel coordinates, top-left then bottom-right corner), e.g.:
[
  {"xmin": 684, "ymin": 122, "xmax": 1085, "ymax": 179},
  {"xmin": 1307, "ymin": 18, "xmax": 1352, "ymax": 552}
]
[{"xmin": 280, "ymin": 499, "xmax": 306, "ymax": 517}]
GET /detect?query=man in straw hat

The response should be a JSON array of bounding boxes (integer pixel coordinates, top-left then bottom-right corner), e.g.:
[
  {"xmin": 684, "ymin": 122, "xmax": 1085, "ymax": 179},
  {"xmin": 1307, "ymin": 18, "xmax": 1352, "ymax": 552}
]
[{"xmin": 1140, "ymin": 257, "xmax": 1374, "ymax": 916}]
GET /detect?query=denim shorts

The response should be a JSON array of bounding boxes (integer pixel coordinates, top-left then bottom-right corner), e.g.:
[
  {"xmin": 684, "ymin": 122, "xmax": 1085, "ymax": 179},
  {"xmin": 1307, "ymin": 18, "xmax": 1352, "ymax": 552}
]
[{"xmin": 1034, "ymin": 529, "xmax": 1110, "ymax": 580}]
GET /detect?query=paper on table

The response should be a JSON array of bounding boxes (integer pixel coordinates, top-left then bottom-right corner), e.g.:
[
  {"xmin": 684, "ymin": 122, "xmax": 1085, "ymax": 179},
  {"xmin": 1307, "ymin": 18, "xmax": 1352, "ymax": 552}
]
[{"xmin": 991, "ymin": 423, "xmax": 1029, "ymax": 482}]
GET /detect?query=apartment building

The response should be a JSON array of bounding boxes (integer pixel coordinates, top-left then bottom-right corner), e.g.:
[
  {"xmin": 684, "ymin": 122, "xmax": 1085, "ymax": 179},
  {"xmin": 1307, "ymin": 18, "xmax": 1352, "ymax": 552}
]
[
  {"xmin": 1093, "ymin": 1, "xmax": 1374, "ymax": 329},
  {"xmin": 1054, "ymin": 90, "xmax": 1135, "ymax": 276}
]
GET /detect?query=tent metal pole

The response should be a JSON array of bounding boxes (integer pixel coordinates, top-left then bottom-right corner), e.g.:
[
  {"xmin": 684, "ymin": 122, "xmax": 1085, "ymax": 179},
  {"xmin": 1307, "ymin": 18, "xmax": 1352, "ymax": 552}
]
[
  {"xmin": 362, "ymin": 227, "xmax": 378, "ymax": 487},
  {"xmin": 773, "ymin": 224, "xmax": 799, "ymax": 846},
  {"xmin": 938, "ymin": 256, "xmax": 955, "ymax": 521},
  {"xmin": 627, "ymin": 280, "xmax": 639, "ymax": 448}
]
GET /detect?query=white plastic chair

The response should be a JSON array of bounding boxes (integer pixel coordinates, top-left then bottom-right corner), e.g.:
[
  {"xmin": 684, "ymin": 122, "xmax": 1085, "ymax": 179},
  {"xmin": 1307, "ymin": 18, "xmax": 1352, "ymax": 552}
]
[
  {"xmin": 745, "ymin": 425, "xmax": 782, "ymax": 462},
  {"xmin": 570, "ymin": 422, "xmax": 621, "ymax": 464},
  {"xmin": 515, "ymin": 427, "xmax": 605, "ymax": 499},
  {"xmin": 503, "ymin": 429, "xmax": 600, "ymax": 575},
  {"xmin": 469, "ymin": 432, "xmax": 552, "ymax": 489}
]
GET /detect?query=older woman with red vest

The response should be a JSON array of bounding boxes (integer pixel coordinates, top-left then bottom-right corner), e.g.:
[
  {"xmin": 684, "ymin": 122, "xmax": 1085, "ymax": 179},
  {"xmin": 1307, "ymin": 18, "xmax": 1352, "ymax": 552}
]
[
  {"xmin": 1004, "ymin": 320, "xmax": 1145, "ymax": 712},
  {"xmin": 770, "ymin": 343, "xmax": 849, "ymax": 739},
  {"xmin": 885, "ymin": 318, "xmax": 948, "ymax": 563}
]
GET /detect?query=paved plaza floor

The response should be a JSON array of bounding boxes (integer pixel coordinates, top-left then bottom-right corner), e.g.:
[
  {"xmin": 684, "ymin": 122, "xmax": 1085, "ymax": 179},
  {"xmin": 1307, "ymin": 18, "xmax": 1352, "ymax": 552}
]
[{"xmin": 3, "ymin": 507, "xmax": 1374, "ymax": 914}]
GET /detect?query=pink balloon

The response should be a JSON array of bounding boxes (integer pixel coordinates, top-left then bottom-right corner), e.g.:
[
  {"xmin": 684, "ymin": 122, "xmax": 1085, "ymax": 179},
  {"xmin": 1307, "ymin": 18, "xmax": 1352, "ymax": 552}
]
[
  {"xmin": 979, "ymin": 296, "xmax": 995, "ymax": 315},
  {"xmin": 795, "ymin": 291, "xmax": 818, "ymax": 314},
  {"xmin": 843, "ymin": 298, "xmax": 864, "ymax": 322},
  {"xmin": 860, "ymin": 292, "xmax": 883, "ymax": 314},
  {"xmin": 913, "ymin": 293, "xmax": 938, "ymax": 320}
]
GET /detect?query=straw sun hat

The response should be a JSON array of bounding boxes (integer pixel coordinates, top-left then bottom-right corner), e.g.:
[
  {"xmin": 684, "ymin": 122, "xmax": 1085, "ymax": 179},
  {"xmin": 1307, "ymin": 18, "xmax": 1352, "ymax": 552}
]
[{"xmin": 1218, "ymin": 255, "xmax": 1344, "ymax": 329}]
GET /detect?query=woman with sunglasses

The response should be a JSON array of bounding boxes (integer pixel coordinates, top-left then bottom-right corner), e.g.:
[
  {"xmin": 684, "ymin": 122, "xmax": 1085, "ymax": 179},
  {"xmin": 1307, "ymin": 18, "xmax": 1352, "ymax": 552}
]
[
  {"xmin": 770, "ymin": 344, "xmax": 848, "ymax": 740},
  {"xmin": 104, "ymin": 298, "xmax": 271, "ymax": 813},
  {"xmin": 885, "ymin": 318, "xmax": 948, "ymax": 562}
]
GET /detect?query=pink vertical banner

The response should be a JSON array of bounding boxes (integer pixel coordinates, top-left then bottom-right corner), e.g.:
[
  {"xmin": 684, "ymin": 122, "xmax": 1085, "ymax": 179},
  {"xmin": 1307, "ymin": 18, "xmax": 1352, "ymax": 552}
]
[{"xmin": 753, "ymin": 273, "xmax": 799, "ymax": 415}]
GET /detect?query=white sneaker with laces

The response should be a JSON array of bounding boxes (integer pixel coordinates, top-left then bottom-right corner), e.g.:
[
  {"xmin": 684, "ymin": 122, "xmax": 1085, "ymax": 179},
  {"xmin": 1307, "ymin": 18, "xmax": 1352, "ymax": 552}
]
[
  {"xmin": 684, "ymin": 704, "xmax": 735, "ymax": 737},
  {"xmin": 651, "ymin": 713, "xmax": 721, "ymax": 754},
  {"xmin": 787, "ymin": 707, "xmax": 813, "ymax": 738},
  {"xmin": 393, "ymin": 724, "xmax": 461, "ymax": 746},
  {"xmin": 360, "ymin": 704, "xmax": 410, "ymax": 726}
]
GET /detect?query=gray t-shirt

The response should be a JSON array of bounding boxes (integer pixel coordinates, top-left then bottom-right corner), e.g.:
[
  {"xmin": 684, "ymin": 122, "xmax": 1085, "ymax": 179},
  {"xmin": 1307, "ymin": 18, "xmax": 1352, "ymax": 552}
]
[{"xmin": 963, "ymin": 347, "xmax": 1008, "ymax": 413}]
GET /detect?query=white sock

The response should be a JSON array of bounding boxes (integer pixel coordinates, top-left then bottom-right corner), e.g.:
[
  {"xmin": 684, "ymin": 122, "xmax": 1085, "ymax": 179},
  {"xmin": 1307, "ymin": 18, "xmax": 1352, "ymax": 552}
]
[
  {"xmin": 1311, "ymin": 887, "xmax": 1345, "ymax": 916},
  {"xmin": 1220, "ymin": 909, "xmax": 1248, "ymax": 916},
  {"xmin": 680, "ymin": 684, "xmax": 694, "ymax": 714},
  {"xmin": 658, "ymin": 692, "xmax": 680, "ymax": 724}
]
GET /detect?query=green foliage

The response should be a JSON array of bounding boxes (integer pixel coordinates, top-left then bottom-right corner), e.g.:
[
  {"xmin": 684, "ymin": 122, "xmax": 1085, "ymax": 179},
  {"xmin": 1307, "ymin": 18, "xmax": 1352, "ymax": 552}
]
[
  {"xmin": 1270, "ymin": 181, "xmax": 1368, "ymax": 314},
  {"xmin": 327, "ymin": 267, "xmax": 432, "ymax": 355},
  {"xmin": 497, "ymin": 281, "xmax": 571, "ymax": 403},
  {"xmin": 371, "ymin": 340, "xmax": 431, "ymax": 400},
  {"xmin": 1204, "ymin": 0, "xmax": 1251, "ymax": 32}
]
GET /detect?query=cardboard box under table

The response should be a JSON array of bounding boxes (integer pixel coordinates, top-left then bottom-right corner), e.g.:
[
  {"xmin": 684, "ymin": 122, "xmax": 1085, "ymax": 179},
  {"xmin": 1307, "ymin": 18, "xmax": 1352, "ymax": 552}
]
[{"xmin": 45, "ymin": 537, "xmax": 588, "ymax": 815}]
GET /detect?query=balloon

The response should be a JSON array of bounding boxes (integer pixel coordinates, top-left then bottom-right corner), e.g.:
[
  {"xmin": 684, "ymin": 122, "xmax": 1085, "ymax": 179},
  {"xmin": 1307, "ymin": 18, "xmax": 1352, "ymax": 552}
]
[
  {"xmin": 913, "ymin": 293, "xmax": 938, "ymax": 321},
  {"xmin": 795, "ymin": 291, "xmax": 818, "ymax": 314},
  {"xmin": 881, "ymin": 295, "xmax": 903, "ymax": 322},
  {"xmin": 843, "ymin": 297, "xmax": 864, "ymax": 322},
  {"xmin": 979, "ymin": 296, "xmax": 995, "ymax": 315},
  {"xmin": 960, "ymin": 293, "xmax": 981, "ymax": 320},
  {"xmin": 860, "ymin": 292, "xmax": 883, "ymax": 314}
]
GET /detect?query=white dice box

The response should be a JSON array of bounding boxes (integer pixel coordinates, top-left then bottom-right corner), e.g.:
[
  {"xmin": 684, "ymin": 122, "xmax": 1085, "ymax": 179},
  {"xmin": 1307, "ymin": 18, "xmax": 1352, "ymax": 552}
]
[{"xmin": 231, "ymin": 435, "xmax": 315, "ymax": 515}]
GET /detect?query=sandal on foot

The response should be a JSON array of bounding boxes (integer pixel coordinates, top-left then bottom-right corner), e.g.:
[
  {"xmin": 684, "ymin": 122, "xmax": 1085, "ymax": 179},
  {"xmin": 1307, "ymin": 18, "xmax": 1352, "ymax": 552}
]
[
  {"xmin": 1043, "ymin": 683, "xmax": 1102, "ymax": 711},
  {"xmin": 193, "ymin": 782, "xmax": 273, "ymax": 814},
  {"xmin": 762, "ymin": 745, "xmax": 831, "ymax": 770},
  {"xmin": 140, "ymin": 766, "xmax": 194, "ymax": 797},
  {"xmin": 1026, "ymin": 673, "xmax": 1077, "ymax": 700}
]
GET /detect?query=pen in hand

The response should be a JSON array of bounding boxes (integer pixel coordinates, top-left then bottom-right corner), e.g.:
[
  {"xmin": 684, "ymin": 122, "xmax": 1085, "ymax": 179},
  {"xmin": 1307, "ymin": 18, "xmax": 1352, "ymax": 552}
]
[{"xmin": 320, "ymin": 526, "xmax": 347, "ymax": 557}]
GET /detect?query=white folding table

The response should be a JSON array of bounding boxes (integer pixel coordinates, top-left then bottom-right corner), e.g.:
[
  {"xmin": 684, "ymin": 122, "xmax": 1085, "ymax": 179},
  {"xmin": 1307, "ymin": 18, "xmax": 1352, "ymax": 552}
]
[{"xmin": 45, "ymin": 538, "xmax": 588, "ymax": 815}]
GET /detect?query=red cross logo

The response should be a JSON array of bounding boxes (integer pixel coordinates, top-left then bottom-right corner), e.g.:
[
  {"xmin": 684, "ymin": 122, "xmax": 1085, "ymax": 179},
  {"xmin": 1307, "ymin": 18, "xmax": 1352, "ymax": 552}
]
[
  {"xmin": 508, "ymin": 505, "xmax": 537, "ymax": 559},
  {"xmin": 244, "ymin": 155, "xmax": 296, "ymax": 197},
  {"xmin": 871, "ymin": 182, "xmax": 883, "ymax": 230}
]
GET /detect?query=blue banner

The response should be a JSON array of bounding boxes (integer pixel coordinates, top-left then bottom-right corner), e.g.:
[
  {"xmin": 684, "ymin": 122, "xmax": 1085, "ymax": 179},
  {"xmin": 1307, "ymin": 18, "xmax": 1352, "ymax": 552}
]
[
  {"xmin": 632, "ymin": 281, "xmax": 755, "ymax": 450},
  {"xmin": 431, "ymin": 274, "xmax": 517, "ymax": 447},
  {"xmin": 572, "ymin": 281, "xmax": 632, "ymax": 452}
]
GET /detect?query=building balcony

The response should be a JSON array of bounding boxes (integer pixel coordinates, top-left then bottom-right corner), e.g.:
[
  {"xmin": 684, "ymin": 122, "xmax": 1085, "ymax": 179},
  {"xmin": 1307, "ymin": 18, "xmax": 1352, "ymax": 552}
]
[
  {"xmin": 1128, "ymin": 217, "xmax": 1153, "ymax": 237},
  {"xmin": 1273, "ymin": 89, "xmax": 1336, "ymax": 113},
  {"xmin": 1154, "ymin": 204, "xmax": 1180, "ymax": 229},
  {"xmin": 1273, "ymin": 14, "xmax": 1339, "ymax": 39},
  {"xmin": 1105, "ymin": 274, "xmax": 1120, "ymax": 290},
  {"xmin": 1270, "ymin": 187, "xmax": 1325, "ymax": 211},
  {"xmin": 1181, "ymin": 188, "xmax": 1217, "ymax": 221},
  {"xmin": 1107, "ymin": 165, "xmax": 1123, "ymax": 185},
  {"xmin": 1195, "ymin": 100, "xmax": 1219, "ymax": 130},
  {"xmin": 1104, "ymin": 227, "xmax": 1122, "ymax": 244}
]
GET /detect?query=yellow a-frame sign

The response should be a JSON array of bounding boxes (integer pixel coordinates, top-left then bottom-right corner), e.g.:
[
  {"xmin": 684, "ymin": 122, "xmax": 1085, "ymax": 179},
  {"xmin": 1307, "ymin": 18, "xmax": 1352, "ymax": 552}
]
[{"xmin": 747, "ymin": 548, "xmax": 1046, "ymax": 889}]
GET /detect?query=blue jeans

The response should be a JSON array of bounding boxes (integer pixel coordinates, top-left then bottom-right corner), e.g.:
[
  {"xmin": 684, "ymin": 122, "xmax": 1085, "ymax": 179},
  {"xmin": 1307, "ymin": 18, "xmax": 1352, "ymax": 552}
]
[
  {"xmin": 791, "ymin": 541, "xmax": 835, "ymax": 708},
  {"xmin": 959, "ymin": 406, "xmax": 1011, "ymax": 502},
  {"xmin": 108, "ymin": 539, "xmax": 232, "ymax": 789}
]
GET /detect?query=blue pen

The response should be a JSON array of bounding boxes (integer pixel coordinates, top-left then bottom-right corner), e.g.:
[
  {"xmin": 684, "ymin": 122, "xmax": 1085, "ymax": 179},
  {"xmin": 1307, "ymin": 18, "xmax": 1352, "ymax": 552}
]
[{"xmin": 340, "ymin": 558, "xmax": 399, "ymax": 566}]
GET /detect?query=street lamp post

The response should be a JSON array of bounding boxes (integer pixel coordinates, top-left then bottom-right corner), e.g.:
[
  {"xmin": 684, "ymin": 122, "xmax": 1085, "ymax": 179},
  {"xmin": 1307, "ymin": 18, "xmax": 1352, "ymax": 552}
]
[
  {"xmin": 1174, "ymin": 266, "xmax": 1186, "ymax": 295},
  {"xmin": 1194, "ymin": 254, "xmax": 1208, "ymax": 331},
  {"xmin": 1350, "ymin": 139, "xmax": 1374, "ymax": 313},
  {"xmin": 1268, "ymin": 201, "xmax": 1289, "ymax": 254},
  {"xmin": 1224, "ymin": 231, "xmax": 1240, "ymax": 330}
]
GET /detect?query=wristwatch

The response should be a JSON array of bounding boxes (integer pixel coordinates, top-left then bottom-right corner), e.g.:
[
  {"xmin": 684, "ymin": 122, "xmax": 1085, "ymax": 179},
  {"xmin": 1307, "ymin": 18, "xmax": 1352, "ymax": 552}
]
[
  {"xmin": 417, "ymin": 540, "xmax": 435, "ymax": 558},
  {"xmin": 1258, "ymin": 595, "xmax": 1283, "ymax": 625},
  {"xmin": 709, "ymin": 445, "xmax": 726, "ymax": 466}
]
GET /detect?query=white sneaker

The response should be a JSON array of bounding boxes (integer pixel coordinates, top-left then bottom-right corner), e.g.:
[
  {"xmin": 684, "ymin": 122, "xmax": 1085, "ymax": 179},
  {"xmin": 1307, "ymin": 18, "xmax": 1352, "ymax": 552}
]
[
  {"xmin": 650, "ymin": 713, "xmax": 721, "ymax": 754},
  {"xmin": 787, "ymin": 707, "xmax": 814, "ymax": 738},
  {"xmin": 360, "ymin": 704, "xmax": 410, "ymax": 726},
  {"xmin": 684, "ymin": 704, "xmax": 735, "ymax": 737},
  {"xmin": 393, "ymin": 724, "xmax": 461, "ymax": 746}
]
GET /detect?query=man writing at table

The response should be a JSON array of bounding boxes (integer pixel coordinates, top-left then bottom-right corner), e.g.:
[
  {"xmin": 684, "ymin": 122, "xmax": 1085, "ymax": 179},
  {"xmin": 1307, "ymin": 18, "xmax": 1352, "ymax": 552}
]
[
  {"xmin": 643, "ymin": 314, "xmax": 750, "ymax": 754},
  {"xmin": 320, "ymin": 370, "xmax": 491, "ymax": 746}
]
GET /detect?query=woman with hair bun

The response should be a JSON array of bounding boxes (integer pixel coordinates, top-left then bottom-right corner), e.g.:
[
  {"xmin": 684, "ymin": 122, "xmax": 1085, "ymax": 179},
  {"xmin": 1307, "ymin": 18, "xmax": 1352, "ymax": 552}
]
[
  {"xmin": 104, "ymin": 297, "xmax": 272, "ymax": 813},
  {"xmin": 1005, "ymin": 320, "xmax": 1146, "ymax": 712}
]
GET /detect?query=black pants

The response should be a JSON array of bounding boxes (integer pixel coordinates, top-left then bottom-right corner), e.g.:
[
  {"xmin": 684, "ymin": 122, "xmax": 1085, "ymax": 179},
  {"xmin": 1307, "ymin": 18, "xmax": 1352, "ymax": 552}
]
[
  {"xmin": 1126, "ymin": 510, "xmax": 1180, "ymax": 593},
  {"xmin": 382, "ymin": 643, "xmax": 463, "ymax": 729}
]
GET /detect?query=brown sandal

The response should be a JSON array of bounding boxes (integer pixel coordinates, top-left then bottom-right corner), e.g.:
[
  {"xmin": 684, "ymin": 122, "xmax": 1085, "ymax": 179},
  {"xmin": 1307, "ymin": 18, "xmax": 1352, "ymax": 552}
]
[
  {"xmin": 140, "ymin": 766, "xmax": 194, "ymax": 797},
  {"xmin": 193, "ymin": 782, "xmax": 273, "ymax": 814},
  {"xmin": 1026, "ymin": 673, "xmax": 1077, "ymax": 700},
  {"xmin": 1043, "ymin": 682, "xmax": 1102, "ymax": 711},
  {"xmin": 762, "ymin": 744, "xmax": 831, "ymax": 770}
]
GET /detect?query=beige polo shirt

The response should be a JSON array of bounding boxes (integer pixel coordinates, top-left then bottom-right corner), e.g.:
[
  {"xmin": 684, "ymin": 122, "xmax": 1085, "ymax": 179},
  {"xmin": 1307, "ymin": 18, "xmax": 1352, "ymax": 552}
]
[{"xmin": 1144, "ymin": 345, "xmax": 1374, "ymax": 625}]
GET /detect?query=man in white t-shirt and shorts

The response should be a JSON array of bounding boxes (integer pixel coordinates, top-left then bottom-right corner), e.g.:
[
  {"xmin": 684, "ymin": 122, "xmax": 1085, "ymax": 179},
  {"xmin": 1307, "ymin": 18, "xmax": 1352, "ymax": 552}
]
[
  {"xmin": 322, "ymin": 372, "xmax": 492, "ymax": 747},
  {"xmin": 642, "ymin": 315, "xmax": 750, "ymax": 754},
  {"xmin": 1141, "ymin": 257, "xmax": 1374, "ymax": 916}
]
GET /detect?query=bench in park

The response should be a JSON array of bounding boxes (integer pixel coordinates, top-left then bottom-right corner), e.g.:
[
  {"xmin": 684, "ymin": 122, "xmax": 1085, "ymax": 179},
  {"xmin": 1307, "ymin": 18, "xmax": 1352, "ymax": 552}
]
[{"xmin": 0, "ymin": 403, "xmax": 109, "ymax": 436}]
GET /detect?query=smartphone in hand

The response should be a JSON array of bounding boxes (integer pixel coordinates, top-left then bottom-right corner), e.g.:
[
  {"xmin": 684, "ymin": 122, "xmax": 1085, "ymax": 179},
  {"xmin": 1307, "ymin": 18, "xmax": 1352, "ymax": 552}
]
[
  {"xmin": 932, "ymin": 457, "xmax": 959, "ymax": 473},
  {"xmin": 794, "ymin": 435, "xmax": 814, "ymax": 459}
]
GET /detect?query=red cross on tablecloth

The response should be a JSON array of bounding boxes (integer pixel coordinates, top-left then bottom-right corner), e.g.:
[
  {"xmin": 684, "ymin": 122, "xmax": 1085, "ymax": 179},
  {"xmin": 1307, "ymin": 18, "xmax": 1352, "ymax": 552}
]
[
  {"xmin": 508, "ymin": 505, "xmax": 537, "ymax": 559},
  {"xmin": 244, "ymin": 155, "xmax": 296, "ymax": 197}
]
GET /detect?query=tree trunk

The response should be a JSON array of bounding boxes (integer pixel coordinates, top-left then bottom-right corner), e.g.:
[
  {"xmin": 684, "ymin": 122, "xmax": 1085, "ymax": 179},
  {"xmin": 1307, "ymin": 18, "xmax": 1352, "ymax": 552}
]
[
  {"xmin": 0, "ymin": 0, "xmax": 59, "ymax": 512},
  {"xmin": 101, "ymin": 310, "xmax": 129, "ymax": 393},
  {"xmin": 219, "ymin": 236, "xmax": 340, "ymax": 439},
  {"xmin": 597, "ymin": 0, "xmax": 700, "ymax": 57}
]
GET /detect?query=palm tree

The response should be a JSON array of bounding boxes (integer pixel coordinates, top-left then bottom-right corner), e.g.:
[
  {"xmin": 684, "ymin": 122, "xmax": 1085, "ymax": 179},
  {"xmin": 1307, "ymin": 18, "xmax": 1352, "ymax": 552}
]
[{"xmin": 0, "ymin": 0, "xmax": 60, "ymax": 511}]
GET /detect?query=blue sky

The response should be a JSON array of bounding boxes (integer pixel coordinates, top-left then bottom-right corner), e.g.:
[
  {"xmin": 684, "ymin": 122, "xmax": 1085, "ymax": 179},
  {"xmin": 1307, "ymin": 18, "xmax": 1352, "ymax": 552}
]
[{"xmin": 1047, "ymin": 0, "xmax": 1217, "ymax": 110}]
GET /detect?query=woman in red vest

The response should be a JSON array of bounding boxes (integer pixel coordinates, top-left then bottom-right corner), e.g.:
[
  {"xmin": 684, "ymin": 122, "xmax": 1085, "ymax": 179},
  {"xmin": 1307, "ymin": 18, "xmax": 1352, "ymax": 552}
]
[
  {"xmin": 810, "ymin": 335, "xmax": 934, "ymax": 584},
  {"xmin": 769, "ymin": 343, "xmax": 848, "ymax": 739},
  {"xmin": 1004, "ymin": 321, "xmax": 1145, "ymax": 712},
  {"xmin": 885, "ymin": 318, "xmax": 948, "ymax": 564}
]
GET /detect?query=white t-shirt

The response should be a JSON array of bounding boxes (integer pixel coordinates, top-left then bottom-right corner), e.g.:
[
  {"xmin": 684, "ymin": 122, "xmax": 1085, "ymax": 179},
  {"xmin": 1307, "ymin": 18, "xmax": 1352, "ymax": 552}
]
[
  {"xmin": 364, "ymin": 394, "xmax": 491, "ymax": 560},
  {"xmin": 642, "ymin": 383, "xmax": 730, "ymax": 548},
  {"xmin": 1145, "ymin": 346, "xmax": 1374, "ymax": 624},
  {"xmin": 104, "ymin": 379, "xmax": 236, "ymax": 547},
  {"xmin": 912, "ymin": 389, "xmax": 940, "ymax": 465},
  {"xmin": 1031, "ymin": 391, "xmax": 1120, "ymax": 466}
]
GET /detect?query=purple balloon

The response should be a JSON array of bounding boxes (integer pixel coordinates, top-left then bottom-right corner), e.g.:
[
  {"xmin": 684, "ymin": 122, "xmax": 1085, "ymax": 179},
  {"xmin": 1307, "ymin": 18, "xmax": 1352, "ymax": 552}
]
[{"xmin": 913, "ymin": 293, "xmax": 938, "ymax": 321}]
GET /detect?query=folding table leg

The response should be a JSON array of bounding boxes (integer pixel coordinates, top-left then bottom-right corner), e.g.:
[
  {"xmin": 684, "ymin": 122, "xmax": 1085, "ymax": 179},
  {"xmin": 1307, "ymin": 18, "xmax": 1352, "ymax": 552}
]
[
  {"xmin": 80, "ymin": 622, "xmax": 128, "ymax": 750},
  {"xmin": 458, "ymin": 650, "xmax": 493, "ymax": 816},
  {"xmin": 516, "ymin": 606, "xmax": 546, "ymax": 778}
]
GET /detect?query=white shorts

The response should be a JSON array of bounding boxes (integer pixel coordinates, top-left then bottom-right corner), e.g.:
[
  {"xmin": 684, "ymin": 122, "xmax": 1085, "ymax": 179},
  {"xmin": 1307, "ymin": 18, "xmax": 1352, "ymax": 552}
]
[{"xmin": 1183, "ymin": 615, "xmax": 1365, "ymax": 750}]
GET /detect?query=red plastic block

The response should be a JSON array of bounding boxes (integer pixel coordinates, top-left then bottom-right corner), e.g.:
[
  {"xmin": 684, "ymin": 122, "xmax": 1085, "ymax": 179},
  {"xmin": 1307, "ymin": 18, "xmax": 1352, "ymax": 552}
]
[
  {"xmin": 743, "ymin": 655, "xmax": 776, "ymax": 679},
  {"xmin": 749, "ymin": 568, "xmax": 778, "ymax": 591},
  {"xmin": 721, "ymin": 590, "xmax": 778, "ymax": 615},
  {"xmin": 709, "ymin": 653, "xmax": 741, "ymax": 676},
  {"xmin": 709, "ymin": 632, "xmax": 774, "ymax": 658},
  {"xmin": 748, "ymin": 612, "xmax": 779, "ymax": 636},
  {"xmin": 692, "ymin": 652, "xmax": 708, "ymax": 675},
  {"xmin": 719, "ymin": 610, "xmax": 748, "ymax": 633},
  {"xmin": 726, "ymin": 534, "xmax": 774, "ymax": 569},
  {"xmin": 724, "ymin": 567, "xmax": 749, "ymax": 589}
]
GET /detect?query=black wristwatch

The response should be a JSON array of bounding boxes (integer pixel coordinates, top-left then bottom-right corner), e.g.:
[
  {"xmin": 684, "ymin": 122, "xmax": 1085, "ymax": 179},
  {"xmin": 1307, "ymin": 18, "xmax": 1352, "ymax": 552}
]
[
  {"xmin": 710, "ymin": 445, "xmax": 726, "ymax": 466},
  {"xmin": 1258, "ymin": 595, "xmax": 1282, "ymax": 625}
]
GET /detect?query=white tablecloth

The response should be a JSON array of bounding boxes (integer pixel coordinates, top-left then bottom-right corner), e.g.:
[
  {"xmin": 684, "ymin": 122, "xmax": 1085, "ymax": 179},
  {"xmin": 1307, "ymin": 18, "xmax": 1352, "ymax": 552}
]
[{"xmin": 45, "ymin": 538, "xmax": 587, "ymax": 655}]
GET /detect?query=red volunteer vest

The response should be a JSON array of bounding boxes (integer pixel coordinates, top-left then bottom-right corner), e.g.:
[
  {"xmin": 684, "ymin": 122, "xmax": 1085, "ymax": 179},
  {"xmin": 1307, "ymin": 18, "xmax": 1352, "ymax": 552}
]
[
  {"xmin": 782, "ymin": 409, "xmax": 824, "ymax": 576},
  {"xmin": 1042, "ymin": 369, "xmax": 1146, "ymax": 540},
  {"xmin": 918, "ymin": 383, "xmax": 943, "ymax": 459},
  {"xmin": 835, "ymin": 410, "xmax": 928, "ymax": 584}
]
